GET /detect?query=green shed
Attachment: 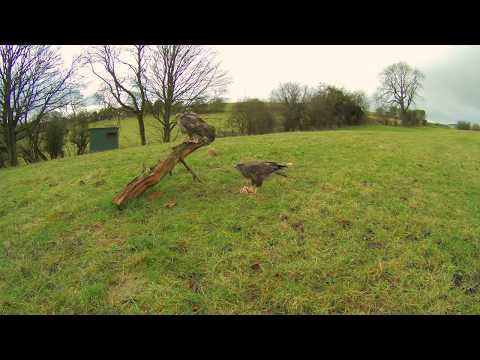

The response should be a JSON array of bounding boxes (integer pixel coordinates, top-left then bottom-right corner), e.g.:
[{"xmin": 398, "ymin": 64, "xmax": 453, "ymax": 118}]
[{"xmin": 89, "ymin": 127, "xmax": 119, "ymax": 153}]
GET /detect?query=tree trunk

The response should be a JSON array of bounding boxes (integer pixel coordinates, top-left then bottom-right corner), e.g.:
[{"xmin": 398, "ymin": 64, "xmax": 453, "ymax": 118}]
[
  {"xmin": 162, "ymin": 108, "xmax": 171, "ymax": 143},
  {"xmin": 163, "ymin": 125, "xmax": 171, "ymax": 143},
  {"xmin": 112, "ymin": 140, "xmax": 208, "ymax": 208},
  {"xmin": 400, "ymin": 107, "xmax": 408, "ymax": 126},
  {"xmin": 5, "ymin": 126, "xmax": 18, "ymax": 167},
  {"xmin": 137, "ymin": 113, "xmax": 147, "ymax": 146}
]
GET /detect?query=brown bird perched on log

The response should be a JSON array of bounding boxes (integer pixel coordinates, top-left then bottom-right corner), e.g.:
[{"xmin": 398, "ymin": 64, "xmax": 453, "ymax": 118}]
[
  {"xmin": 176, "ymin": 112, "xmax": 216, "ymax": 144},
  {"xmin": 234, "ymin": 160, "xmax": 292, "ymax": 193}
]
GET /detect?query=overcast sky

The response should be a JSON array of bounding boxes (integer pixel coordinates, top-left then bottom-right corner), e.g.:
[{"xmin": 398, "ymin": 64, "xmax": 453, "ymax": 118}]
[{"xmin": 61, "ymin": 45, "xmax": 479, "ymax": 124}]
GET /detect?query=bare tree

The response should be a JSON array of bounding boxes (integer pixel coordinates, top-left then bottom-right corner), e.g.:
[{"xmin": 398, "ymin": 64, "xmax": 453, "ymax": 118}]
[
  {"xmin": 270, "ymin": 82, "xmax": 311, "ymax": 131},
  {"xmin": 86, "ymin": 45, "xmax": 149, "ymax": 145},
  {"xmin": 0, "ymin": 45, "xmax": 81, "ymax": 166},
  {"xmin": 148, "ymin": 45, "xmax": 229, "ymax": 143},
  {"xmin": 375, "ymin": 62, "xmax": 425, "ymax": 121}
]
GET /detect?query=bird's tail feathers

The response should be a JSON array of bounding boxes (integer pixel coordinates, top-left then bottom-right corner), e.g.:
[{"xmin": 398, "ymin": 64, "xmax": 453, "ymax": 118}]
[{"xmin": 266, "ymin": 161, "xmax": 291, "ymax": 168}]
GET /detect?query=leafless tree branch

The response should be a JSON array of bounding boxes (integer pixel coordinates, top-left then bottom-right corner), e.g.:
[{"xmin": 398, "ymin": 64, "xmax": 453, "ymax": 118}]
[
  {"xmin": 0, "ymin": 45, "xmax": 81, "ymax": 166},
  {"xmin": 147, "ymin": 45, "xmax": 230, "ymax": 142},
  {"xmin": 84, "ymin": 45, "xmax": 149, "ymax": 145}
]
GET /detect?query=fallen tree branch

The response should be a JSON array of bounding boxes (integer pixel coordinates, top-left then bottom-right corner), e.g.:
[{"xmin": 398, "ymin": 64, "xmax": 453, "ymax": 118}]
[
  {"xmin": 179, "ymin": 159, "xmax": 202, "ymax": 183},
  {"xmin": 112, "ymin": 140, "xmax": 208, "ymax": 208}
]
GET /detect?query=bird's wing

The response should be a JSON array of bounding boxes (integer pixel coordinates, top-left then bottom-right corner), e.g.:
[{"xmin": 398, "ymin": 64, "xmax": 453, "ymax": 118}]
[
  {"xmin": 264, "ymin": 161, "xmax": 288, "ymax": 169},
  {"xmin": 242, "ymin": 162, "xmax": 273, "ymax": 178},
  {"xmin": 178, "ymin": 116, "xmax": 200, "ymax": 134}
]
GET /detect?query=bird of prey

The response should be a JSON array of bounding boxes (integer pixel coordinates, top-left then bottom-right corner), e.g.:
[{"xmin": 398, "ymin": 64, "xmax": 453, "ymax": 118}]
[
  {"xmin": 234, "ymin": 160, "xmax": 291, "ymax": 193},
  {"xmin": 176, "ymin": 112, "xmax": 216, "ymax": 144}
]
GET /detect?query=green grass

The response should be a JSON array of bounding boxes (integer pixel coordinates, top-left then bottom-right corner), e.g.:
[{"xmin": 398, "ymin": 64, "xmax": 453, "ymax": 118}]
[{"xmin": 1, "ymin": 125, "xmax": 480, "ymax": 314}]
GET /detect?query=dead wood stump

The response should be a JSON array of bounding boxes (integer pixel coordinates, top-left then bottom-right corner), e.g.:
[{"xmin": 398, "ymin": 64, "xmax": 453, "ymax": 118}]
[{"xmin": 112, "ymin": 140, "xmax": 208, "ymax": 209}]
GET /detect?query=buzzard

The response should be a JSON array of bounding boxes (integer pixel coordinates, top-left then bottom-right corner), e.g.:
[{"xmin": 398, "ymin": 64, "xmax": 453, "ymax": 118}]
[
  {"xmin": 176, "ymin": 112, "xmax": 215, "ymax": 144},
  {"xmin": 234, "ymin": 160, "xmax": 291, "ymax": 193}
]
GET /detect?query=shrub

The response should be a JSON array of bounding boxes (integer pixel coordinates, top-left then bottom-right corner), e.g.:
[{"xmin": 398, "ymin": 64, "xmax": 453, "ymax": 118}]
[
  {"xmin": 401, "ymin": 110, "xmax": 426, "ymax": 126},
  {"xmin": 228, "ymin": 99, "xmax": 275, "ymax": 135},
  {"xmin": 305, "ymin": 85, "xmax": 367, "ymax": 129},
  {"xmin": 471, "ymin": 123, "xmax": 480, "ymax": 131},
  {"xmin": 457, "ymin": 121, "xmax": 472, "ymax": 130},
  {"xmin": 43, "ymin": 118, "xmax": 67, "ymax": 159},
  {"xmin": 69, "ymin": 120, "xmax": 90, "ymax": 155}
]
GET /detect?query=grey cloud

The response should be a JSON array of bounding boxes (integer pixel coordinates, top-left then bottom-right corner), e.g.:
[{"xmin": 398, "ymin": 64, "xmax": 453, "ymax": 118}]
[{"xmin": 422, "ymin": 46, "xmax": 480, "ymax": 124}]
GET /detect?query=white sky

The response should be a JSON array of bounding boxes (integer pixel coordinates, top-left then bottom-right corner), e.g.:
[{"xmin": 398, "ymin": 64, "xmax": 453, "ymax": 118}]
[
  {"xmin": 59, "ymin": 45, "xmax": 475, "ymax": 123},
  {"xmin": 209, "ymin": 45, "xmax": 452, "ymax": 100}
]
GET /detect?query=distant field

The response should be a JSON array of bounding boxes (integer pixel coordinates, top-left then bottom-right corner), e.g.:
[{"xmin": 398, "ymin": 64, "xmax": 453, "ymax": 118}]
[
  {"xmin": 89, "ymin": 111, "xmax": 237, "ymax": 149},
  {"xmin": 87, "ymin": 108, "xmax": 382, "ymax": 151},
  {"xmin": 88, "ymin": 103, "xmax": 241, "ymax": 149},
  {"xmin": 2, "ymin": 125, "xmax": 480, "ymax": 314}
]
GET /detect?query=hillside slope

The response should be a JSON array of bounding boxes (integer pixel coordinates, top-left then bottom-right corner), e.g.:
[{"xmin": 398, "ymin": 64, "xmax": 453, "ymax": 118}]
[
  {"xmin": 1, "ymin": 126, "xmax": 480, "ymax": 314},
  {"xmin": 89, "ymin": 112, "xmax": 236, "ymax": 149}
]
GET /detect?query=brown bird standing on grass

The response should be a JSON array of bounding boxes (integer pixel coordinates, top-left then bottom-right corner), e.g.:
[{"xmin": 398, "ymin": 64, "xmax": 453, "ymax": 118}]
[{"xmin": 234, "ymin": 160, "xmax": 291, "ymax": 193}]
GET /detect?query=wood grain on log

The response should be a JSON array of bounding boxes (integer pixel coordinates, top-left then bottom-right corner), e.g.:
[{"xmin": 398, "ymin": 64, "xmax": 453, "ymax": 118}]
[{"xmin": 112, "ymin": 141, "xmax": 207, "ymax": 208}]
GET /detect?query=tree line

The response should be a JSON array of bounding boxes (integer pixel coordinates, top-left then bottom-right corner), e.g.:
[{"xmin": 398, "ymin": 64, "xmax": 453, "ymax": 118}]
[
  {"xmin": 228, "ymin": 83, "xmax": 370, "ymax": 136},
  {"xmin": 229, "ymin": 61, "xmax": 427, "ymax": 136},
  {"xmin": 456, "ymin": 121, "xmax": 480, "ymax": 131},
  {"xmin": 0, "ymin": 43, "xmax": 427, "ymax": 168},
  {"xmin": 0, "ymin": 45, "xmax": 229, "ymax": 168}
]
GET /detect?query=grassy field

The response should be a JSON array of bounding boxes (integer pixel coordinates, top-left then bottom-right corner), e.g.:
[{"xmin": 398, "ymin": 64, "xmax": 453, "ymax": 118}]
[
  {"xmin": 1, "ymin": 125, "xmax": 480, "ymax": 314},
  {"xmin": 89, "ymin": 108, "xmax": 238, "ymax": 149}
]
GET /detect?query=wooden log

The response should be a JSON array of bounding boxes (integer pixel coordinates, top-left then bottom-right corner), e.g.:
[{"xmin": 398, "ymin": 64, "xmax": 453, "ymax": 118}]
[{"xmin": 112, "ymin": 140, "xmax": 207, "ymax": 208}]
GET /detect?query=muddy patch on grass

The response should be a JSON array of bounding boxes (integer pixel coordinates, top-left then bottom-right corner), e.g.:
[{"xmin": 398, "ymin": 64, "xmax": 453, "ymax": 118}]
[
  {"xmin": 96, "ymin": 234, "xmax": 125, "ymax": 249},
  {"xmin": 82, "ymin": 222, "xmax": 125, "ymax": 248},
  {"xmin": 337, "ymin": 219, "xmax": 352, "ymax": 229},
  {"xmin": 279, "ymin": 214, "xmax": 306, "ymax": 245},
  {"xmin": 363, "ymin": 228, "xmax": 384, "ymax": 249},
  {"xmin": 94, "ymin": 180, "xmax": 106, "ymax": 187},
  {"xmin": 452, "ymin": 271, "xmax": 464, "ymax": 288},
  {"xmin": 367, "ymin": 242, "xmax": 384, "ymax": 249},
  {"xmin": 291, "ymin": 221, "xmax": 305, "ymax": 245},
  {"xmin": 250, "ymin": 262, "xmax": 262, "ymax": 272},
  {"xmin": 108, "ymin": 273, "xmax": 146, "ymax": 306},
  {"xmin": 187, "ymin": 272, "xmax": 203, "ymax": 293},
  {"xmin": 168, "ymin": 240, "xmax": 189, "ymax": 254}
]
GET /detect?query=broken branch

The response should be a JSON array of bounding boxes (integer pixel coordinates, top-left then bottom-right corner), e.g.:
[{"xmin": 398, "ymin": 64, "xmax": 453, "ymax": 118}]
[{"xmin": 112, "ymin": 140, "xmax": 208, "ymax": 208}]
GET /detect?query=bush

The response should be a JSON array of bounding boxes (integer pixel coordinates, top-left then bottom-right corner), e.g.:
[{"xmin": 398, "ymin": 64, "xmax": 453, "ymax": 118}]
[
  {"xmin": 471, "ymin": 123, "xmax": 480, "ymax": 131},
  {"xmin": 401, "ymin": 110, "xmax": 426, "ymax": 126},
  {"xmin": 305, "ymin": 85, "xmax": 367, "ymax": 129},
  {"xmin": 43, "ymin": 117, "xmax": 67, "ymax": 159},
  {"xmin": 69, "ymin": 113, "xmax": 90, "ymax": 155},
  {"xmin": 228, "ymin": 99, "xmax": 275, "ymax": 135},
  {"xmin": 457, "ymin": 121, "xmax": 472, "ymax": 130}
]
